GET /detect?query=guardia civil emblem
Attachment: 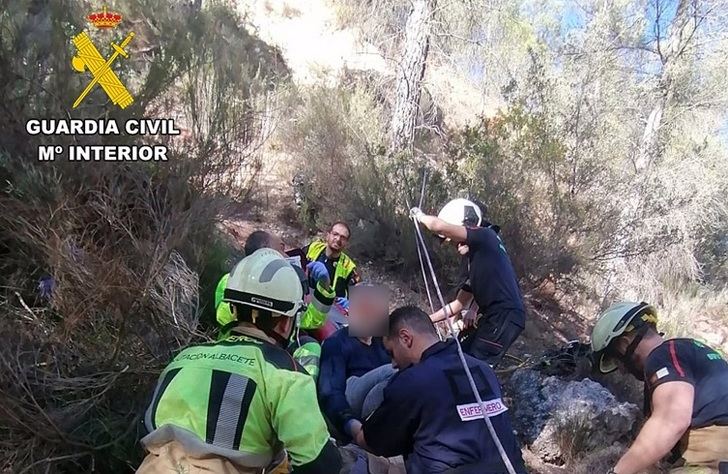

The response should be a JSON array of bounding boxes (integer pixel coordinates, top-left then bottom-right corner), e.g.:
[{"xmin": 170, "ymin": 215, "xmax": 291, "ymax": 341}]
[{"xmin": 71, "ymin": 5, "xmax": 134, "ymax": 109}]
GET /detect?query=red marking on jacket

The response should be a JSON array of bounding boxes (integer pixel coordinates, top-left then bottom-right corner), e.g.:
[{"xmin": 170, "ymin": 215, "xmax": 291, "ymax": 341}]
[{"xmin": 669, "ymin": 340, "xmax": 686, "ymax": 377}]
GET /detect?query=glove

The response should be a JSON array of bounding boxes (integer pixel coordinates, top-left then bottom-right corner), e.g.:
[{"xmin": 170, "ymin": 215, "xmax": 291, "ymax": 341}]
[
  {"xmin": 306, "ymin": 261, "xmax": 330, "ymax": 285},
  {"xmin": 335, "ymin": 296, "xmax": 349, "ymax": 311},
  {"xmin": 409, "ymin": 206, "xmax": 425, "ymax": 221}
]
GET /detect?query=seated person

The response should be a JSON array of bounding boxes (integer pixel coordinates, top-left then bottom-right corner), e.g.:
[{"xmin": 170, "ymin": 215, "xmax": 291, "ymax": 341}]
[
  {"xmin": 318, "ymin": 284, "xmax": 395, "ymax": 440},
  {"xmin": 352, "ymin": 305, "xmax": 527, "ymax": 474},
  {"xmin": 215, "ymin": 230, "xmax": 330, "ymax": 380}
]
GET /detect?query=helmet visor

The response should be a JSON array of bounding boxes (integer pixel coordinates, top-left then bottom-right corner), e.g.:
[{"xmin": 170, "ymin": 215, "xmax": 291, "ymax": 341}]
[{"xmin": 598, "ymin": 352, "xmax": 619, "ymax": 374}]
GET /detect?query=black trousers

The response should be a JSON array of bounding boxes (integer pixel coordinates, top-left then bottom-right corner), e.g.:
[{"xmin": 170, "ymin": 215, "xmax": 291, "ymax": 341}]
[{"xmin": 460, "ymin": 310, "xmax": 524, "ymax": 366}]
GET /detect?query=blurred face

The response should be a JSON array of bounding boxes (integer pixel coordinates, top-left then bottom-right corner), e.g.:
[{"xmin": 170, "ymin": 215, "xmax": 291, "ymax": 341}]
[
  {"xmin": 348, "ymin": 287, "xmax": 389, "ymax": 337},
  {"xmin": 326, "ymin": 224, "xmax": 350, "ymax": 253},
  {"xmin": 384, "ymin": 329, "xmax": 416, "ymax": 369}
]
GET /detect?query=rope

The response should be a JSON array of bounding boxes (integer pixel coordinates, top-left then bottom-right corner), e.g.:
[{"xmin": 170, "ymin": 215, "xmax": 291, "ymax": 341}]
[
  {"xmin": 415, "ymin": 235, "xmax": 436, "ymax": 315},
  {"xmin": 417, "ymin": 168, "xmax": 428, "ymax": 209},
  {"xmin": 412, "ymin": 168, "xmax": 444, "ymax": 340},
  {"xmin": 414, "ymin": 169, "xmax": 439, "ymax": 326},
  {"xmin": 411, "ymin": 216, "xmax": 518, "ymax": 474}
]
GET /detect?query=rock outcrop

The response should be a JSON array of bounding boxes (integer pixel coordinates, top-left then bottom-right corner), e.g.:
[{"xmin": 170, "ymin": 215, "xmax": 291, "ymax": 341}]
[{"xmin": 507, "ymin": 369, "xmax": 640, "ymax": 465}]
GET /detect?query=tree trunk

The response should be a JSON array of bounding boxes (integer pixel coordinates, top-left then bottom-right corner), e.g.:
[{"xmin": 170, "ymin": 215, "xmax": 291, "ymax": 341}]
[
  {"xmin": 614, "ymin": 0, "xmax": 700, "ymax": 265},
  {"xmin": 388, "ymin": 0, "xmax": 437, "ymax": 155},
  {"xmin": 636, "ymin": 0, "xmax": 697, "ymax": 171}
]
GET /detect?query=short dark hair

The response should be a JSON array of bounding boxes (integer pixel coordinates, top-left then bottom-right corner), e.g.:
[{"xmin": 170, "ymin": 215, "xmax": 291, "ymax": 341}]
[
  {"xmin": 329, "ymin": 221, "xmax": 351, "ymax": 238},
  {"xmin": 388, "ymin": 305, "xmax": 437, "ymax": 338},
  {"xmin": 244, "ymin": 230, "xmax": 272, "ymax": 256}
]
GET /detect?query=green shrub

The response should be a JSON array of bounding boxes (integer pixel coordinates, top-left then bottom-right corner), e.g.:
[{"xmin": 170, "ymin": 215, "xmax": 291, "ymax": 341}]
[
  {"xmin": 280, "ymin": 84, "xmax": 461, "ymax": 293},
  {"xmin": 443, "ymin": 105, "xmax": 624, "ymax": 285}
]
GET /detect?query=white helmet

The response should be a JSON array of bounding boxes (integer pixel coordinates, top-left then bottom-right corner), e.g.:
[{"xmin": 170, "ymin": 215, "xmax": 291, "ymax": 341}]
[
  {"xmin": 438, "ymin": 198, "xmax": 483, "ymax": 227},
  {"xmin": 223, "ymin": 248, "xmax": 303, "ymax": 318},
  {"xmin": 590, "ymin": 301, "xmax": 658, "ymax": 374}
]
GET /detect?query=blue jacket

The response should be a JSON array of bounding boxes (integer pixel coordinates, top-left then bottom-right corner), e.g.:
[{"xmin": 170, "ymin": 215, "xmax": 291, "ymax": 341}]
[
  {"xmin": 362, "ymin": 341, "xmax": 526, "ymax": 474},
  {"xmin": 318, "ymin": 327, "xmax": 390, "ymax": 434}
]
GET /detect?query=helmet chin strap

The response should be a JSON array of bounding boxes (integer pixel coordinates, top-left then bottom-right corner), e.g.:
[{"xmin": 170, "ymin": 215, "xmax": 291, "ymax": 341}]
[
  {"xmin": 280, "ymin": 309, "xmax": 304, "ymax": 349},
  {"xmin": 622, "ymin": 325, "xmax": 649, "ymax": 380}
]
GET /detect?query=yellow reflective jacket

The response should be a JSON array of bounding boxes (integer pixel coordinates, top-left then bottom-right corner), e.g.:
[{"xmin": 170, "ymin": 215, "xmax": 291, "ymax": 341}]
[
  {"xmin": 305, "ymin": 241, "xmax": 358, "ymax": 299},
  {"xmin": 142, "ymin": 325, "xmax": 330, "ymax": 470},
  {"xmin": 215, "ymin": 273, "xmax": 235, "ymax": 327}
]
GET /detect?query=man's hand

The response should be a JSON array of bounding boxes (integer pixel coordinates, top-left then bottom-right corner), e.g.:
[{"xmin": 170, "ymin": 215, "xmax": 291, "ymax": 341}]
[
  {"xmin": 354, "ymin": 428, "xmax": 367, "ymax": 449},
  {"xmin": 462, "ymin": 308, "xmax": 478, "ymax": 329},
  {"xmin": 345, "ymin": 419, "xmax": 362, "ymax": 436},
  {"xmin": 306, "ymin": 261, "xmax": 330, "ymax": 287},
  {"xmin": 409, "ymin": 207, "xmax": 425, "ymax": 222}
]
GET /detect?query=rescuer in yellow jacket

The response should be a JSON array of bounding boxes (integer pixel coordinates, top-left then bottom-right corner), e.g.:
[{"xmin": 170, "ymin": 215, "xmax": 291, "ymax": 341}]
[
  {"xmin": 214, "ymin": 231, "xmax": 331, "ymax": 378},
  {"xmin": 290, "ymin": 221, "xmax": 360, "ymax": 330},
  {"xmin": 139, "ymin": 249, "xmax": 341, "ymax": 474},
  {"xmin": 303, "ymin": 222, "xmax": 359, "ymax": 300}
]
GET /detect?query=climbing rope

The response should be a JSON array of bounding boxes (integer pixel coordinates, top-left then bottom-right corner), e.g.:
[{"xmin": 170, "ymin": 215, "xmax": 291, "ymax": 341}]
[
  {"xmin": 414, "ymin": 234, "xmax": 442, "ymax": 341},
  {"xmin": 414, "ymin": 224, "xmax": 435, "ymax": 315},
  {"xmin": 409, "ymin": 192, "xmax": 518, "ymax": 474},
  {"xmin": 412, "ymin": 169, "xmax": 443, "ymax": 340}
]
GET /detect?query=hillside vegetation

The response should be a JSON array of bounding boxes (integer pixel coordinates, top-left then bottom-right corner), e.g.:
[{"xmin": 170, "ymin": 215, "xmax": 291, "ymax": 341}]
[{"xmin": 1, "ymin": 0, "xmax": 727, "ymax": 472}]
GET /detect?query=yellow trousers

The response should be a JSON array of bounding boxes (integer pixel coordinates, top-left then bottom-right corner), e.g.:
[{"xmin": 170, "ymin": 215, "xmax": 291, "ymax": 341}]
[
  {"xmin": 136, "ymin": 441, "xmax": 290, "ymax": 474},
  {"xmin": 669, "ymin": 425, "xmax": 728, "ymax": 474}
]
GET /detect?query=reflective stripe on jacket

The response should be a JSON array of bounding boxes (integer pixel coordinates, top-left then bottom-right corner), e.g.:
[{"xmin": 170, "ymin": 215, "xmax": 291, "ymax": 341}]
[
  {"xmin": 300, "ymin": 280, "xmax": 335, "ymax": 330},
  {"xmin": 142, "ymin": 324, "xmax": 330, "ymax": 469},
  {"xmin": 290, "ymin": 336, "xmax": 322, "ymax": 381}
]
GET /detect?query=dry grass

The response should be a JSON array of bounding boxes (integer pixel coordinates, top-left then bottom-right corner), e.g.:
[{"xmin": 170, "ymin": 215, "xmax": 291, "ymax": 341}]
[
  {"xmin": 0, "ymin": 160, "xmax": 217, "ymax": 471},
  {"xmin": 570, "ymin": 445, "xmax": 624, "ymax": 474},
  {"xmin": 552, "ymin": 412, "xmax": 595, "ymax": 463},
  {"xmin": 0, "ymin": 1, "xmax": 287, "ymax": 470}
]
